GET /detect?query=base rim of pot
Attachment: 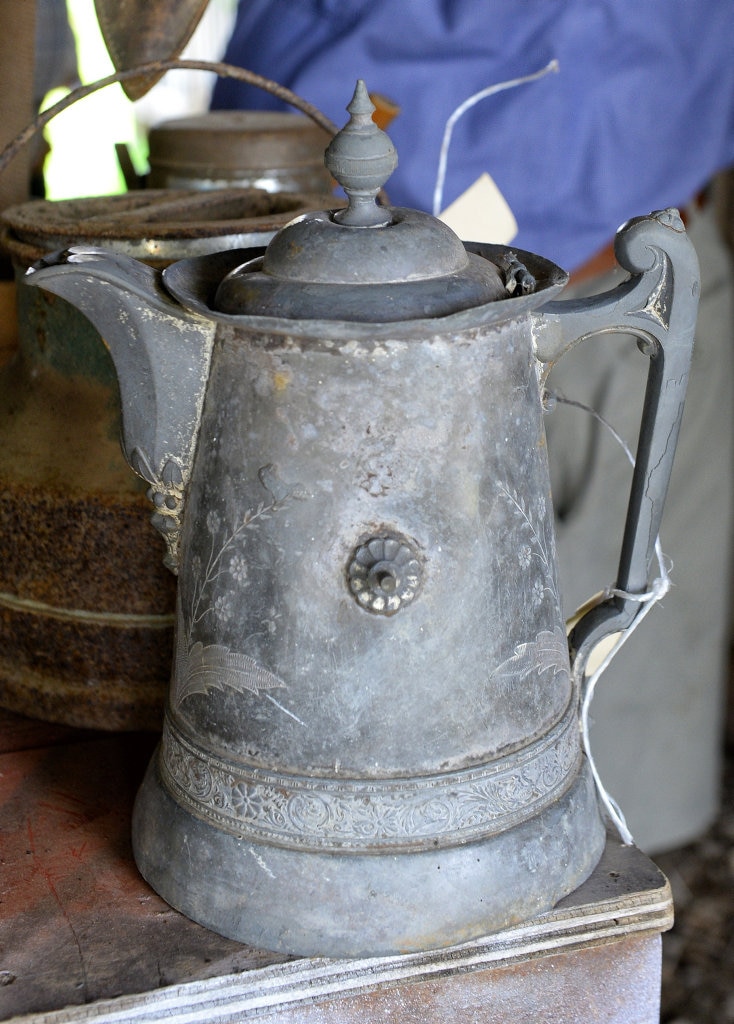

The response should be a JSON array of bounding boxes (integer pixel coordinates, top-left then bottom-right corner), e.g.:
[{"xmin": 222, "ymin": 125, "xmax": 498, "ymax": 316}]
[{"xmin": 131, "ymin": 750, "xmax": 606, "ymax": 958}]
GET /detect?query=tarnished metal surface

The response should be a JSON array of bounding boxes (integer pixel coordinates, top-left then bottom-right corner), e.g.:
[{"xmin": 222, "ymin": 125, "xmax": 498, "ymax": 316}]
[
  {"xmin": 23, "ymin": 84, "xmax": 697, "ymax": 957},
  {"xmin": 26, "ymin": 237, "xmax": 606, "ymax": 955},
  {"xmin": 147, "ymin": 111, "xmax": 333, "ymax": 195}
]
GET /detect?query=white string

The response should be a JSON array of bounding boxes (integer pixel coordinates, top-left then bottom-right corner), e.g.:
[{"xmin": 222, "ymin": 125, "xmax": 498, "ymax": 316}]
[
  {"xmin": 432, "ymin": 59, "xmax": 559, "ymax": 217},
  {"xmin": 555, "ymin": 393, "xmax": 672, "ymax": 845}
]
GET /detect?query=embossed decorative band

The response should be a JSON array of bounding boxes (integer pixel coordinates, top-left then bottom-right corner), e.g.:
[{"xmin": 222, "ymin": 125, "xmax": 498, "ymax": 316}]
[{"xmin": 159, "ymin": 706, "xmax": 581, "ymax": 852}]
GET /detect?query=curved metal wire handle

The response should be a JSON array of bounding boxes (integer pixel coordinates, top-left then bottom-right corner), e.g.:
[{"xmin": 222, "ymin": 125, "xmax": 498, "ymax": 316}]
[{"xmin": 0, "ymin": 58, "xmax": 338, "ymax": 183}]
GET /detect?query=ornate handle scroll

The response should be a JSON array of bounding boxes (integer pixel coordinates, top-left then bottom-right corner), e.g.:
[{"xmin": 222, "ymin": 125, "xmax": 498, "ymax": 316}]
[{"xmin": 537, "ymin": 209, "xmax": 699, "ymax": 681}]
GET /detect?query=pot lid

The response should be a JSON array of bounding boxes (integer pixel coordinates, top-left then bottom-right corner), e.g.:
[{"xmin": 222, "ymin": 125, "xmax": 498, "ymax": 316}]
[
  {"xmin": 1, "ymin": 188, "xmax": 337, "ymax": 268},
  {"xmin": 214, "ymin": 81, "xmax": 529, "ymax": 322},
  {"xmin": 148, "ymin": 111, "xmax": 332, "ymax": 177}
]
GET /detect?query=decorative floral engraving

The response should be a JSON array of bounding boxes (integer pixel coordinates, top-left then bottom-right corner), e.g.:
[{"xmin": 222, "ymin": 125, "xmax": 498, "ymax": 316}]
[
  {"xmin": 173, "ymin": 478, "xmax": 291, "ymax": 710},
  {"xmin": 188, "ymin": 500, "xmax": 276, "ymax": 635},
  {"xmin": 492, "ymin": 483, "xmax": 571, "ymax": 691},
  {"xmin": 501, "ymin": 484, "xmax": 558, "ymax": 605},
  {"xmin": 159, "ymin": 705, "xmax": 581, "ymax": 851},
  {"xmin": 493, "ymin": 481, "xmax": 573, "ymax": 696},
  {"xmin": 492, "ymin": 626, "xmax": 572, "ymax": 692},
  {"xmin": 176, "ymin": 642, "xmax": 286, "ymax": 703}
]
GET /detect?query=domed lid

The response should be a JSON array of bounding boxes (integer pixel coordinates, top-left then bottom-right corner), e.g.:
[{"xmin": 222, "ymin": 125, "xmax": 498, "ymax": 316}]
[{"xmin": 213, "ymin": 81, "xmax": 516, "ymax": 322}]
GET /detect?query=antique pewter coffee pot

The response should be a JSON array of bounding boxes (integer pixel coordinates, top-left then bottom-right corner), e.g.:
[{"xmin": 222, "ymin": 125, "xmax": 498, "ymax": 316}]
[{"xmin": 26, "ymin": 82, "xmax": 698, "ymax": 957}]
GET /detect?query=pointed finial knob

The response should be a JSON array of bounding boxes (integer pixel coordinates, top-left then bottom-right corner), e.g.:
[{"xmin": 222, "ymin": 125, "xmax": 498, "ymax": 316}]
[{"xmin": 325, "ymin": 80, "xmax": 397, "ymax": 227}]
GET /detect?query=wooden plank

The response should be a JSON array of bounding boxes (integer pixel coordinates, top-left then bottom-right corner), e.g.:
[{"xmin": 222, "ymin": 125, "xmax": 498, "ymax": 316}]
[
  {"xmin": 0, "ymin": 709, "xmax": 101, "ymax": 755},
  {"xmin": 0, "ymin": 732, "xmax": 291, "ymax": 1020}
]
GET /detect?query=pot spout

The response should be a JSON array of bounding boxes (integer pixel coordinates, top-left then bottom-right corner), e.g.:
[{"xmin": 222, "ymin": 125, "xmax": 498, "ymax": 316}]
[{"xmin": 26, "ymin": 246, "xmax": 216, "ymax": 571}]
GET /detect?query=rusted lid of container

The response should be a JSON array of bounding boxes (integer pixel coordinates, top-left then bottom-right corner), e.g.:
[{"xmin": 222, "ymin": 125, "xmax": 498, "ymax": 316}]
[
  {"xmin": 147, "ymin": 110, "xmax": 333, "ymax": 193},
  {"xmin": 0, "ymin": 187, "xmax": 339, "ymax": 268}
]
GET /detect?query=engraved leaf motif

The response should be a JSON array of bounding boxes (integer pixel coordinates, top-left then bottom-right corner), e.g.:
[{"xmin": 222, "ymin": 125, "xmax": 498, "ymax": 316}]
[
  {"xmin": 491, "ymin": 626, "xmax": 570, "ymax": 688},
  {"xmin": 177, "ymin": 641, "xmax": 286, "ymax": 703}
]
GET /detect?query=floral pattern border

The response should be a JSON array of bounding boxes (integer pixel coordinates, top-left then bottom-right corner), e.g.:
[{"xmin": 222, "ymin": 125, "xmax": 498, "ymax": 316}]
[{"xmin": 159, "ymin": 704, "xmax": 581, "ymax": 852}]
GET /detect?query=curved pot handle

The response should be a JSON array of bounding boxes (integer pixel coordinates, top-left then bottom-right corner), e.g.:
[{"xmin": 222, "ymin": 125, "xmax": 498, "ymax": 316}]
[{"xmin": 536, "ymin": 209, "xmax": 699, "ymax": 681}]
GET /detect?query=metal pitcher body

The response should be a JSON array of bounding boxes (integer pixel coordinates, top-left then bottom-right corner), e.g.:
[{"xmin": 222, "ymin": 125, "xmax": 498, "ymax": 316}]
[
  {"xmin": 129, "ymin": 305, "xmax": 603, "ymax": 955},
  {"xmin": 24, "ymin": 83, "xmax": 698, "ymax": 958}
]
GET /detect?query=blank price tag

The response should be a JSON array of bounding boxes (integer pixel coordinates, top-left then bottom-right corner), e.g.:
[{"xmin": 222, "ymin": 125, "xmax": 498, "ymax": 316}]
[{"xmin": 438, "ymin": 172, "xmax": 518, "ymax": 245}]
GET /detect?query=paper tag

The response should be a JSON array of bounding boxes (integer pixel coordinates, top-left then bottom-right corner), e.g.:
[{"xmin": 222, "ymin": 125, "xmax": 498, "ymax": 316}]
[{"xmin": 438, "ymin": 172, "xmax": 518, "ymax": 245}]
